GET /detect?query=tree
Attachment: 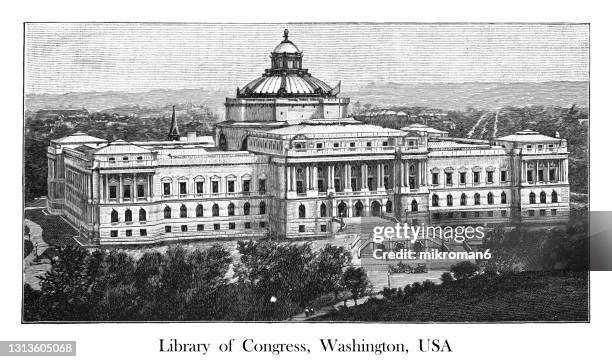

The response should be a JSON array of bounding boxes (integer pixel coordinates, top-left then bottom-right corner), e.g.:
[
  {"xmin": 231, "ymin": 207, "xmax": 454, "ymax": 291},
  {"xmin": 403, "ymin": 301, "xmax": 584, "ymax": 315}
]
[
  {"xmin": 311, "ymin": 244, "xmax": 351, "ymax": 301},
  {"xmin": 440, "ymin": 272, "xmax": 454, "ymax": 283},
  {"xmin": 341, "ymin": 267, "xmax": 372, "ymax": 306},
  {"xmin": 450, "ymin": 261, "xmax": 478, "ymax": 280}
]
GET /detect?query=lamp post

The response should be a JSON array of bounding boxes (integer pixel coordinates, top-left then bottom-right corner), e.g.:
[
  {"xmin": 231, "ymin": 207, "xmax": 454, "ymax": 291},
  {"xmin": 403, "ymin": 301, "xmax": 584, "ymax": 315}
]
[{"xmin": 387, "ymin": 270, "xmax": 391, "ymax": 289}]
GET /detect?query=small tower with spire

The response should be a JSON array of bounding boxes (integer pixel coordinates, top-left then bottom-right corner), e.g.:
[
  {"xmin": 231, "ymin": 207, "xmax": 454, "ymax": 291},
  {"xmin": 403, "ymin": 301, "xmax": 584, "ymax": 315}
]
[{"xmin": 167, "ymin": 105, "xmax": 180, "ymax": 141}]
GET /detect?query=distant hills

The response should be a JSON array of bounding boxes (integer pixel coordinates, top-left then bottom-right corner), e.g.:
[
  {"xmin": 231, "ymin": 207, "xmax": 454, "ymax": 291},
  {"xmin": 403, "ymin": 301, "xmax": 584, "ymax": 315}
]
[
  {"xmin": 344, "ymin": 81, "xmax": 589, "ymax": 110},
  {"xmin": 25, "ymin": 81, "xmax": 588, "ymax": 116}
]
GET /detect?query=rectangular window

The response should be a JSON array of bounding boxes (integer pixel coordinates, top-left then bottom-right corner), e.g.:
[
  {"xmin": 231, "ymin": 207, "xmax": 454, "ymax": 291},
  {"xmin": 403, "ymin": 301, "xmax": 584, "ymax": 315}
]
[
  {"xmin": 316, "ymin": 143, "xmax": 323, "ymax": 149},
  {"xmin": 473, "ymin": 172, "xmax": 480, "ymax": 184},
  {"xmin": 349, "ymin": 142, "xmax": 355, "ymax": 147},
  {"xmin": 461, "ymin": 212, "xmax": 467, "ymax": 218},
  {"xmin": 447, "ymin": 212, "xmax": 454, "ymax": 219},
  {"xmin": 501, "ymin": 170, "xmax": 508, "ymax": 182},
  {"xmin": 259, "ymin": 221, "xmax": 266, "ymax": 228},
  {"xmin": 165, "ymin": 225, "xmax": 172, "ymax": 233},
  {"xmin": 179, "ymin": 182, "xmax": 187, "ymax": 195},
  {"xmin": 109, "ymin": 185, "xmax": 117, "ymax": 199},
  {"xmin": 299, "ymin": 225, "xmax": 305, "ymax": 232},
  {"xmin": 432, "ymin": 173, "xmax": 439, "ymax": 186},
  {"xmin": 245, "ymin": 222, "xmax": 251, "ymax": 229},
  {"xmin": 538, "ymin": 169, "xmax": 544, "ymax": 182},
  {"xmin": 196, "ymin": 181, "xmax": 204, "ymax": 194},
  {"xmin": 527, "ymin": 170, "xmax": 534, "ymax": 183},
  {"xmin": 445, "ymin": 172, "xmax": 453, "ymax": 186},
  {"xmin": 181, "ymin": 225, "xmax": 188, "ymax": 232},
  {"xmin": 528, "ymin": 210, "xmax": 535, "ymax": 217},
  {"xmin": 139, "ymin": 229, "xmax": 147, "ymax": 236},
  {"xmin": 125, "ymin": 229, "xmax": 132, "ymax": 237},
  {"xmin": 474, "ymin": 211, "xmax": 480, "ymax": 218},
  {"xmin": 320, "ymin": 224, "xmax": 327, "ymax": 232},
  {"xmin": 213, "ymin": 223, "xmax": 220, "ymax": 230},
  {"xmin": 366, "ymin": 142, "xmax": 372, "ymax": 148},
  {"xmin": 501, "ymin": 210, "xmax": 507, "ymax": 217},
  {"xmin": 197, "ymin": 224, "xmax": 204, "ymax": 231},
  {"xmin": 551, "ymin": 209, "xmax": 557, "ymax": 216},
  {"xmin": 487, "ymin": 211, "xmax": 494, "ymax": 217},
  {"xmin": 163, "ymin": 182, "xmax": 171, "ymax": 195},
  {"xmin": 212, "ymin": 181, "xmax": 219, "ymax": 193},
  {"xmin": 123, "ymin": 185, "xmax": 131, "ymax": 199},
  {"xmin": 487, "ymin": 171, "xmax": 494, "ymax": 183},
  {"xmin": 110, "ymin": 230, "xmax": 118, "ymax": 237},
  {"xmin": 228, "ymin": 180, "xmax": 235, "ymax": 193},
  {"xmin": 432, "ymin": 213, "xmax": 440, "ymax": 220},
  {"xmin": 539, "ymin": 209, "xmax": 546, "ymax": 216},
  {"xmin": 259, "ymin": 179, "xmax": 266, "ymax": 193},
  {"xmin": 459, "ymin": 172, "xmax": 466, "ymax": 185},
  {"xmin": 137, "ymin": 184, "xmax": 145, "ymax": 198},
  {"xmin": 229, "ymin": 222, "xmax": 236, "ymax": 230},
  {"xmin": 243, "ymin": 180, "xmax": 250, "ymax": 193},
  {"xmin": 549, "ymin": 169, "xmax": 556, "ymax": 181}
]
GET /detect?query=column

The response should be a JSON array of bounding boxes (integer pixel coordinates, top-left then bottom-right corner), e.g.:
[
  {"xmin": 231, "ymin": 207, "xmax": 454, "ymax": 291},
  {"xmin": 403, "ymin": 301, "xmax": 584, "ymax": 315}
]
[
  {"xmin": 345, "ymin": 164, "xmax": 352, "ymax": 191},
  {"xmin": 133, "ymin": 173, "xmax": 137, "ymax": 201},
  {"xmin": 306, "ymin": 166, "xmax": 311, "ymax": 190},
  {"xmin": 104, "ymin": 174, "xmax": 109, "ymax": 202},
  {"xmin": 147, "ymin": 175, "xmax": 152, "ymax": 201},
  {"xmin": 328, "ymin": 165, "xmax": 334, "ymax": 191},
  {"xmin": 400, "ymin": 162, "xmax": 405, "ymax": 188},
  {"xmin": 92, "ymin": 170, "xmax": 99, "ymax": 203},
  {"xmin": 377, "ymin": 164, "xmax": 383, "ymax": 190},
  {"xmin": 118, "ymin": 174, "xmax": 123, "ymax": 203},
  {"xmin": 535, "ymin": 161, "xmax": 539, "ymax": 183},
  {"xmin": 291, "ymin": 166, "xmax": 297, "ymax": 191},
  {"xmin": 361, "ymin": 164, "xmax": 368, "ymax": 191},
  {"xmin": 546, "ymin": 161, "xmax": 550, "ymax": 183},
  {"xmin": 312, "ymin": 166, "xmax": 318, "ymax": 191}
]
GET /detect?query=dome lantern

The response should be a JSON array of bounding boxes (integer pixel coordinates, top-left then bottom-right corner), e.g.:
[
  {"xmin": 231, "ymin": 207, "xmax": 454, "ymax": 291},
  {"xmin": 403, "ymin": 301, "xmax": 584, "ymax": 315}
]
[{"xmin": 236, "ymin": 29, "xmax": 334, "ymax": 98}]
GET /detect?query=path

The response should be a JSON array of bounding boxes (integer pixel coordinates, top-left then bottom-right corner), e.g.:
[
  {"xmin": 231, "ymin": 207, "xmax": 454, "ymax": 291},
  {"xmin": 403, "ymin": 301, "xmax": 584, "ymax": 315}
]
[
  {"xmin": 492, "ymin": 109, "xmax": 500, "ymax": 138},
  {"xmin": 23, "ymin": 219, "xmax": 51, "ymax": 290},
  {"xmin": 467, "ymin": 112, "xmax": 489, "ymax": 138}
]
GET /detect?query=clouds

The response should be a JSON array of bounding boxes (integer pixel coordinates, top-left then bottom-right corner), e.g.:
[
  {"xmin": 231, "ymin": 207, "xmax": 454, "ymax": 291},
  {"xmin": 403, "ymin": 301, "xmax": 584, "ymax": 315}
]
[{"xmin": 25, "ymin": 23, "xmax": 589, "ymax": 94}]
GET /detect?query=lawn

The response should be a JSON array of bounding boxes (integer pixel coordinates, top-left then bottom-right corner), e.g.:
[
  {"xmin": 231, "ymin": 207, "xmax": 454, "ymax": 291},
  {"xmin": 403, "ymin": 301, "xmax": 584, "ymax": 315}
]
[
  {"xmin": 316, "ymin": 271, "xmax": 588, "ymax": 322},
  {"xmin": 24, "ymin": 209, "xmax": 78, "ymax": 248}
]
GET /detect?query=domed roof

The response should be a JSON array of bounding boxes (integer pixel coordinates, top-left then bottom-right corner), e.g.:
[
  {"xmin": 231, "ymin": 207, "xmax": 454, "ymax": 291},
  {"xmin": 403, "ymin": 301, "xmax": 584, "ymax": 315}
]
[
  {"xmin": 236, "ymin": 29, "xmax": 336, "ymax": 98},
  {"xmin": 240, "ymin": 74, "xmax": 332, "ymax": 96},
  {"xmin": 273, "ymin": 41, "xmax": 300, "ymax": 54},
  {"xmin": 272, "ymin": 29, "xmax": 301, "ymax": 53}
]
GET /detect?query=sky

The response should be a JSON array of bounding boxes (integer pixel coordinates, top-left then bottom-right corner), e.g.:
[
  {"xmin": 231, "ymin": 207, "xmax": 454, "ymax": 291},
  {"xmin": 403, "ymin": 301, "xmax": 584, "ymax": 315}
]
[{"xmin": 25, "ymin": 23, "xmax": 589, "ymax": 94}]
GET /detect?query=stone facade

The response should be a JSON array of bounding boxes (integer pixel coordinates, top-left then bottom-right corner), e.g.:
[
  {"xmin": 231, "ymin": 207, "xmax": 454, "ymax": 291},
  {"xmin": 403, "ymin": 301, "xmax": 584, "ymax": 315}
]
[{"xmin": 46, "ymin": 30, "xmax": 570, "ymax": 246}]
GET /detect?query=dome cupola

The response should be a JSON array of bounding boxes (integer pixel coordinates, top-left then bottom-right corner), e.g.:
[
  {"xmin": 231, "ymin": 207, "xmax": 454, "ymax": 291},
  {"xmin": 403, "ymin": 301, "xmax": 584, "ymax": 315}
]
[{"xmin": 237, "ymin": 29, "xmax": 337, "ymax": 98}]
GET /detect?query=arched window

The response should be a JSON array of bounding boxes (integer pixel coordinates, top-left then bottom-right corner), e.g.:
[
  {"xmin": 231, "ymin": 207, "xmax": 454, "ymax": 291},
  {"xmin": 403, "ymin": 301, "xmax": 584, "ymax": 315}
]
[
  {"xmin": 320, "ymin": 203, "xmax": 327, "ymax": 217},
  {"xmin": 243, "ymin": 202, "xmax": 250, "ymax": 216},
  {"xmin": 386, "ymin": 200, "xmax": 392, "ymax": 213},
  {"xmin": 529, "ymin": 192, "xmax": 536, "ymax": 204},
  {"xmin": 551, "ymin": 190, "xmax": 558, "ymax": 203},
  {"xmin": 259, "ymin": 201, "xmax": 266, "ymax": 215},
  {"xmin": 212, "ymin": 204, "xmax": 219, "ymax": 217},
  {"xmin": 411, "ymin": 200, "xmax": 418, "ymax": 212},
  {"xmin": 139, "ymin": 208, "xmax": 146, "ymax": 221},
  {"xmin": 298, "ymin": 204, "xmax": 306, "ymax": 218},
  {"xmin": 501, "ymin": 192, "xmax": 507, "ymax": 204},
  {"xmin": 196, "ymin": 204, "xmax": 203, "ymax": 217},
  {"xmin": 446, "ymin": 194, "xmax": 453, "ymax": 206},
  {"xmin": 180, "ymin": 204, "xmax": 187, "ymax": 218},
  {"xmin": 540, "ymin": 191, "xmax": 546, "ymax": 204},
  {"xmin": 487, "ymin": 192, "xmax": 494, "ymax": 205},
  {"xmin": 460, "ymin": 193, "xmax": 467, "ymax": 206},
  {"xmin": 125, "ymin": 209, "xmax": 132, "ymax": 222},
  {"xmin": 228, "ymin": 203, "xmax": 235, "ymax": 216},
  {"xmin": 164, "ymin": 206, "xmax": 171, "ymax": 219},
  {"xmin": 474, "ymin": 193, "xmax": 481, "ymax": 205},
  {"xmin": 432, "ymin": 194, "xmax": 439, "ymax": 207},
  {"xmin": 111, "ymin": 209, "xmax": 118, "ymax": 223}
]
